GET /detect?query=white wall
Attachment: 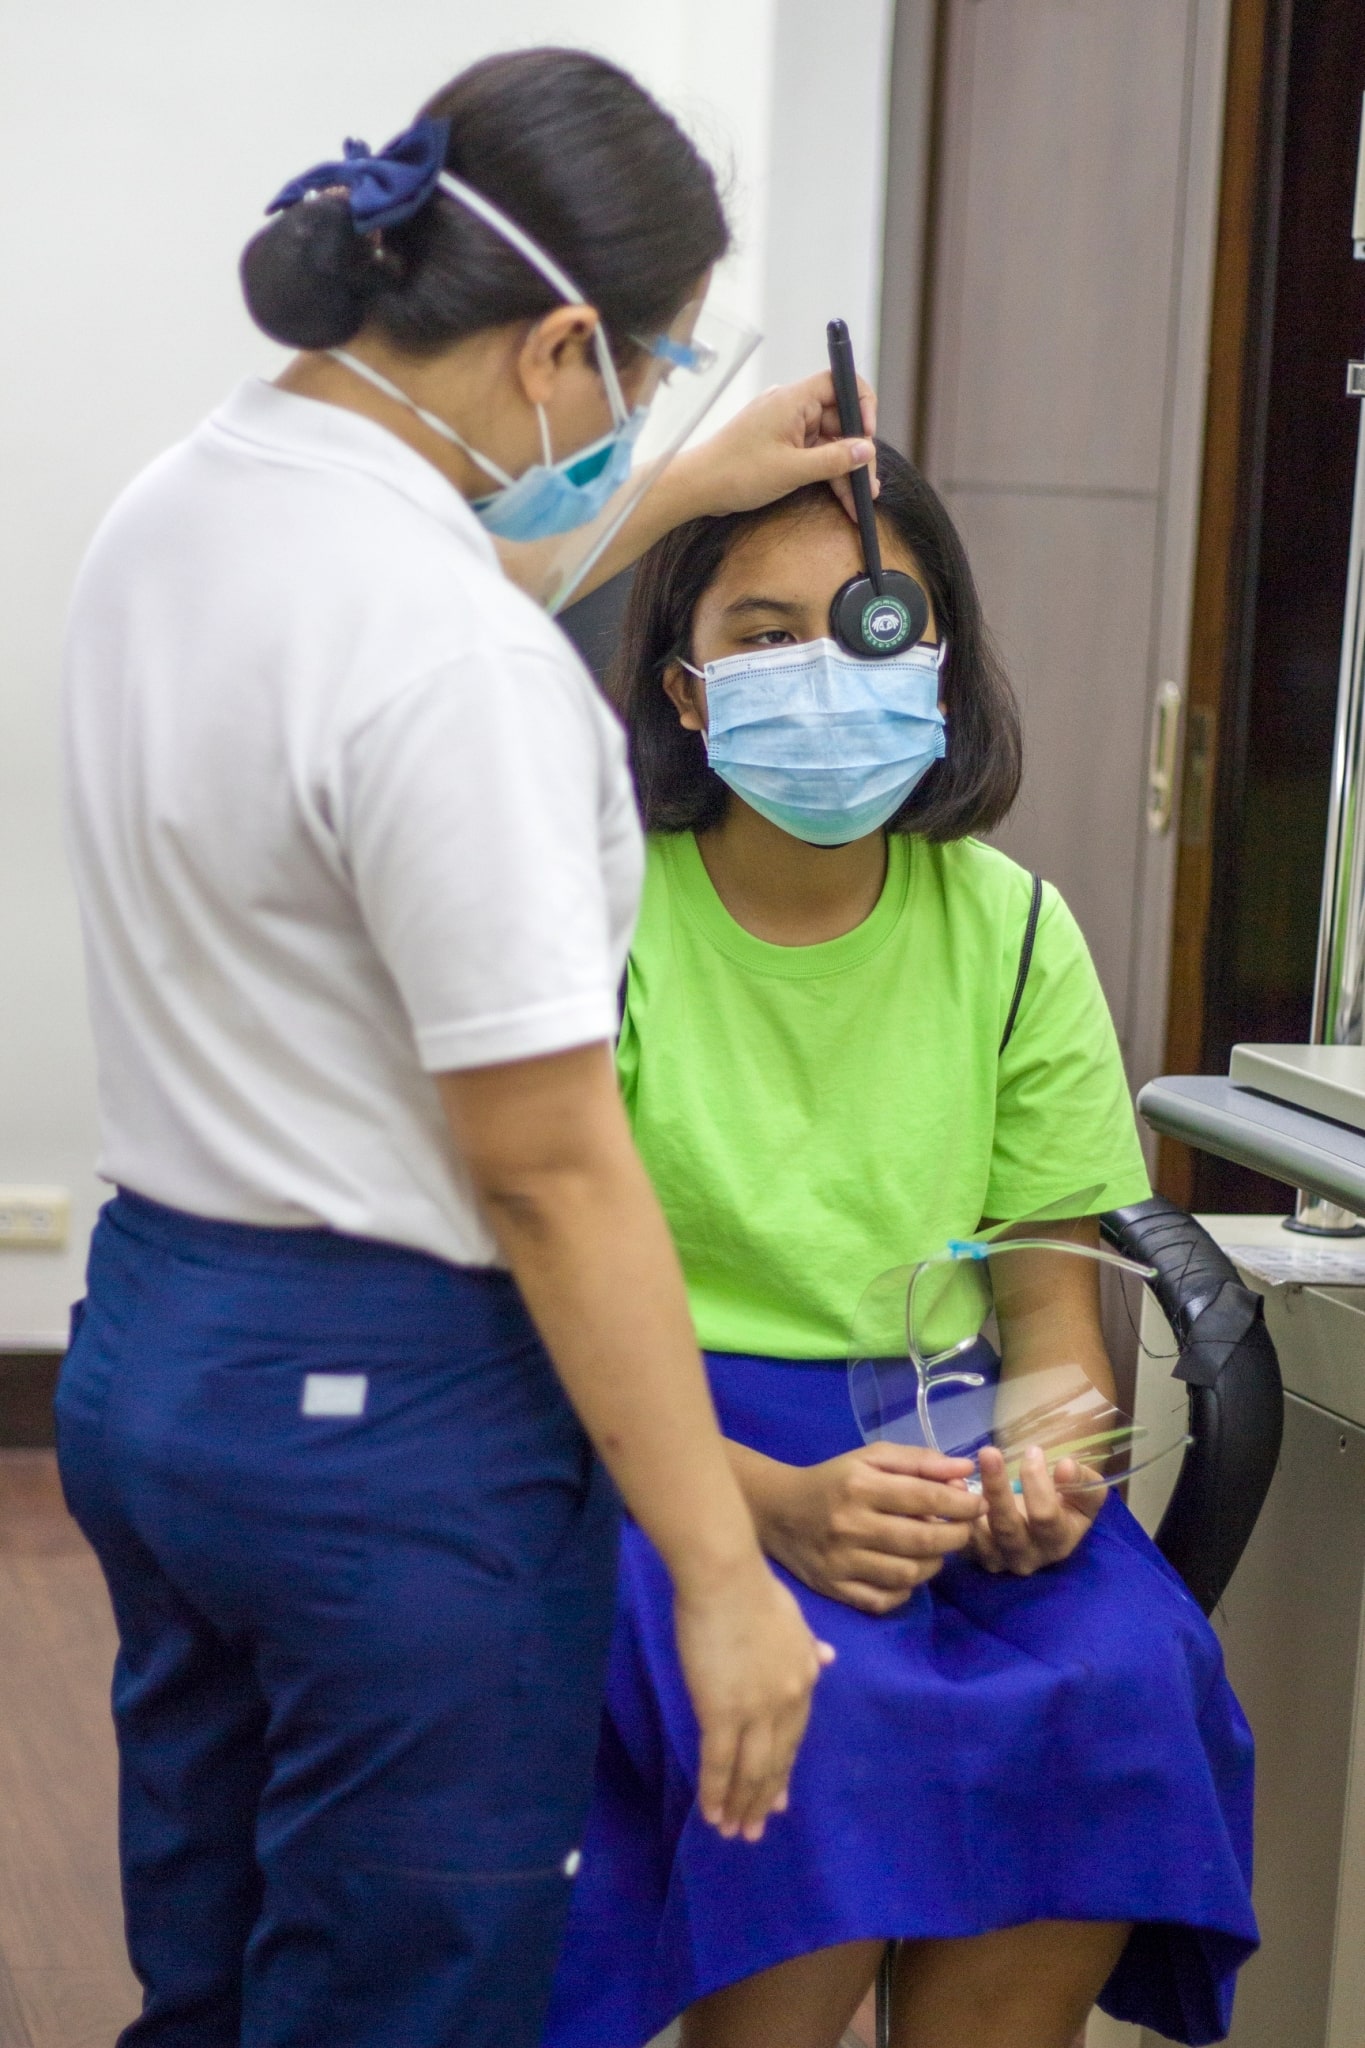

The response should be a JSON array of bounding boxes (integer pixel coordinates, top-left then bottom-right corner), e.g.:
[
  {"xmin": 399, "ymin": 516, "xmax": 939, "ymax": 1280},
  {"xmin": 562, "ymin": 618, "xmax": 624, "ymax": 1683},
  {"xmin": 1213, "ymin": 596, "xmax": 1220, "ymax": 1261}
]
[
  {"xmin": 761, "ymin": 0, "xmax": 896, "ymax": 385},
  {"xmin": 0, "ymin": 0, "xmax": 892, "ymax": 1344}
]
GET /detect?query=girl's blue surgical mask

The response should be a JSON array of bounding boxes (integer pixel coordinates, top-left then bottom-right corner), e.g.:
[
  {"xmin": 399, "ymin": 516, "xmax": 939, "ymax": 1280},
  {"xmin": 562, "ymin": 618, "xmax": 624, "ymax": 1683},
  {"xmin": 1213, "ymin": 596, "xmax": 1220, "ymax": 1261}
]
[{"xmin": 683, "ymin": 636, "xmax": 947, "ymax": 846}]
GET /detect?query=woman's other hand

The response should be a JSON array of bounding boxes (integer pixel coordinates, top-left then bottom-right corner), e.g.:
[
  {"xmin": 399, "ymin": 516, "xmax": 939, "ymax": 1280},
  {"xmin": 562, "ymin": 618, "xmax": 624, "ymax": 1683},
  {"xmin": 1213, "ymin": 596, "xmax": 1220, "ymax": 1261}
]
[
  {"xmin": 674, "ymin": 1556, "xmax": 833, "ymax": 1843},
  {"xmin": 970, "ymin": 1446, "xmax": 1107, "ymax": 1575},
  {"xmin": 737, "ymin": 1442, "xmax": 984, "ymax": 1615},
  {"xmin": 672, "ymin": 369, "xmax": 879, "ymax": 524}
]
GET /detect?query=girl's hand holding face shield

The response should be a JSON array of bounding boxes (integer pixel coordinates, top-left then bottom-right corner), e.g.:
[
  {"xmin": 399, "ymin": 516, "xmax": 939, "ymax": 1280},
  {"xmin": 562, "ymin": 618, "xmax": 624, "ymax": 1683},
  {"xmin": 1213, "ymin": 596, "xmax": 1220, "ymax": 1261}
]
[
  {"xmin": 970, "ymin": 1444, "xmax": 1108, "ymax": 1576},
  {"xmin": 749, "ymin": 1440, "xmax": 984, "ymax": 1615}
]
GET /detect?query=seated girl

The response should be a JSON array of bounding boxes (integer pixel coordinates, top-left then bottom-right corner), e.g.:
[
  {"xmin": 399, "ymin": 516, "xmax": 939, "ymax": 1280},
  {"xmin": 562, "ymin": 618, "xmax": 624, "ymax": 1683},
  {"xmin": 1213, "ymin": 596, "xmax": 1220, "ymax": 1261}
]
[{"xmin": 543, "ymin": 447, "xmax": 1257, "ymax": 2048}]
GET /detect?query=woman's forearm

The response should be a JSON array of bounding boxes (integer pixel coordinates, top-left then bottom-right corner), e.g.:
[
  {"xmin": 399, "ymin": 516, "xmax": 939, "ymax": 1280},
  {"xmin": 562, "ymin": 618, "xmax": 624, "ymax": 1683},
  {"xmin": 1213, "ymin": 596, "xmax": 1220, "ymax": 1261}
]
[
  {"xmin": 489, "ymin": 1158, "xmax": 763, "ymax": 1591},
  {"xmin": 439, "ymin": 1046, "xmax": 829, "ymax": 1840},
  {"xmin": 437, "ymin": 1051, "xmax": 760, "ymax": 1596}
]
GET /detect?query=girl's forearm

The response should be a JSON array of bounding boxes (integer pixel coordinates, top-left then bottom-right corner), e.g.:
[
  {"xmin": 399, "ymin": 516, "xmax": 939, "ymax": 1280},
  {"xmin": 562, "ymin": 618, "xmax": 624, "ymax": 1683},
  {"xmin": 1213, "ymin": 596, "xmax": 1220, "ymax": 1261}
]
[{"xmin": 725, "ymin": 1440, "xmax": 800, "ymax": 1553}]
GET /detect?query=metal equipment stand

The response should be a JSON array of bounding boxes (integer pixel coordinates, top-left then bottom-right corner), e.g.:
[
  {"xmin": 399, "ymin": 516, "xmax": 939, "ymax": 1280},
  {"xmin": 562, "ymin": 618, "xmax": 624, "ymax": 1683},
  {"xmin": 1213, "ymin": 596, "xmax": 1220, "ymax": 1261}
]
[{"xmin": 1290, "ymin": 101, "xmax": 1365, "ymax": 1233}]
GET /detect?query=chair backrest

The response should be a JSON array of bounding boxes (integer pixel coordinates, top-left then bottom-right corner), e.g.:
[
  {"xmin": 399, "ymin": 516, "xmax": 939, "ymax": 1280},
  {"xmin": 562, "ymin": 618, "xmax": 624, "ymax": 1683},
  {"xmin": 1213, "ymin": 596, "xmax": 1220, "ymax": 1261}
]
[{"xmin": 1100, "ymin": 1195, "xmax": 1284, "ymax": 1614}]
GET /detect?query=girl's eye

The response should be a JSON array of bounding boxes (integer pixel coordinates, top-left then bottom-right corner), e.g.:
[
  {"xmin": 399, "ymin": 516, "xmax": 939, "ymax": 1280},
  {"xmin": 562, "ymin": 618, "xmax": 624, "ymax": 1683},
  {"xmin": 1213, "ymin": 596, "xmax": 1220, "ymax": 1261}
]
[{"xmin": 747, "ymin": 628, "xmax": 796, "ymax": 647}]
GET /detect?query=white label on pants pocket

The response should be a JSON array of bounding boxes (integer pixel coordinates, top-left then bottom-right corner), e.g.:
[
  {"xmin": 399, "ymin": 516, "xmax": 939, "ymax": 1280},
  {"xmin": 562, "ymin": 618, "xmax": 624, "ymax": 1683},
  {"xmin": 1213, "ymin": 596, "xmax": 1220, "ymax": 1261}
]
[{"xmin": 301, "ymin": 1373, "xmax": 368, "ymax": 1418}]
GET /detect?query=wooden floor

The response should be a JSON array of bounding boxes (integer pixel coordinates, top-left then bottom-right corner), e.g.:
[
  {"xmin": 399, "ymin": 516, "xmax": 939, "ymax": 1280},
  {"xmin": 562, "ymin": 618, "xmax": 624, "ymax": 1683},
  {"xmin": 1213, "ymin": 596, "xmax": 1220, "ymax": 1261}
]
[{"xmin": 0, "ymin": 1452, "xmax": 139, "ymax": 2045}]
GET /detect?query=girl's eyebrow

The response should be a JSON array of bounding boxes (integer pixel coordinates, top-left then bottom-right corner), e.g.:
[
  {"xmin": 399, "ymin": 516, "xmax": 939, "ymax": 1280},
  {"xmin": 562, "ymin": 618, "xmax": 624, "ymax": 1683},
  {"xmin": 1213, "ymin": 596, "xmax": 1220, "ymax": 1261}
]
[{"xmin": 720, "ymin": 595, "xmax": 808, "ymax": 619}]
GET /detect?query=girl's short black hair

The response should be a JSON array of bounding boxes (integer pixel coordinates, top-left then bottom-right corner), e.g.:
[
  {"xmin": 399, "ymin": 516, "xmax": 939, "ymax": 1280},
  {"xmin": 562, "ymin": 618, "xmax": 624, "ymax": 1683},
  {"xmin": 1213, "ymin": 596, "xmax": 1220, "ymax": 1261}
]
[
  {"xmin": 608, "ymin": 440, "xmax": 1022, "ymax": 842},
  {"xmin": 241, "ymin": 48, "xmax": 728, "ymax": 357}
]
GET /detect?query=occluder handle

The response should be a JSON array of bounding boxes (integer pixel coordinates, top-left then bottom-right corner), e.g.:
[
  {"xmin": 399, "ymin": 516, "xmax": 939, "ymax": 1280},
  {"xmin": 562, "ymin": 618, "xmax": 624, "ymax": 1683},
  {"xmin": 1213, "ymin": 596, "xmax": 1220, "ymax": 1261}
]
[{"xmin": 826, "ymin": 318, "xmax": 883, "ymax": 592}]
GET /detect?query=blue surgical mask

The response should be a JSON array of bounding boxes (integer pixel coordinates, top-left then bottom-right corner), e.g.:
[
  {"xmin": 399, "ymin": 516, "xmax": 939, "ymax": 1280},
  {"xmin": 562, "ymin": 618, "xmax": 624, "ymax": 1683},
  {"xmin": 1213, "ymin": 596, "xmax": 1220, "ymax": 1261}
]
[
  {"xmin": 329, "ymin": 349, "xmax": 644, "ymax": 543},
  {"xmin": 327, "ymin": 166, "xmax": 653, "ymax": 545},
  {"xmin": 687, "ymin": 636, "xmax": 947, "ymax": 846},
  {"xmin": 470, "ymin": 403, "xmax": 648, "ymax": 540}
]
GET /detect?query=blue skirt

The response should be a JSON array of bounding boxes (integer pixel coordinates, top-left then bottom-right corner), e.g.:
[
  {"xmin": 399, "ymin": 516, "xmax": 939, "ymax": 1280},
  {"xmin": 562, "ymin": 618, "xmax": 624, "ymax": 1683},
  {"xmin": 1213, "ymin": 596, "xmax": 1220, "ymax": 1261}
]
[{"xmin": 543, "ymin": 1351, "xmax": 1258, "ymax": 2048}]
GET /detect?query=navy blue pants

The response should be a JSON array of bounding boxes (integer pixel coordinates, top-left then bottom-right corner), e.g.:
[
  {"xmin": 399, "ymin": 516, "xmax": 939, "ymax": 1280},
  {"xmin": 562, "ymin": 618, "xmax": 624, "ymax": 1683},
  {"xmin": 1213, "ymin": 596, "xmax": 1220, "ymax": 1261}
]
[{"xmin": 56, "ymin": 1191, "xmax": 619, "ymax": 2048}]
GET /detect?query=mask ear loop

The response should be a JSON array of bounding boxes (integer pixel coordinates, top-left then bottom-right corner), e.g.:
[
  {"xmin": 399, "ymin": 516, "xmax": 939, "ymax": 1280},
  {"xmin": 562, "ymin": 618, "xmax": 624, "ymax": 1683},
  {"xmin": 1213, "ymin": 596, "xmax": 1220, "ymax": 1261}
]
[
  {"xmin": 327, "ymin": 348, "xmax": 515, "ymax": 487},
  {"xmin": 535, "ymin": 405, "xmax": 554, "ymax": 467},
  {"xmin": 436, "ymin": 171, "xmax": 630, "ymax": 430}
]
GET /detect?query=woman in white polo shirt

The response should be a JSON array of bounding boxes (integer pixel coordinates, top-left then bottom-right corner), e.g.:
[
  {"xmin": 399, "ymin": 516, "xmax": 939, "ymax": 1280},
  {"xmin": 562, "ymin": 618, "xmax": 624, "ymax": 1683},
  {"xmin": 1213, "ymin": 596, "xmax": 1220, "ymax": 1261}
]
[{"xmin": 57, "ymin": 48, "xmax": 873, "ymax": 2048}]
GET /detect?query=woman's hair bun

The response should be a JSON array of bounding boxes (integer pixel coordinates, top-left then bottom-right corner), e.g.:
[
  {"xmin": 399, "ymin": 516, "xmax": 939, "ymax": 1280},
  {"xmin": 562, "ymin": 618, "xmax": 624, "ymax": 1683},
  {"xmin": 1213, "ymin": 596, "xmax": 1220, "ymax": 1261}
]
[
  {"xmin": 239, "ymin": 195, "xmax": 379, "ymax": 350},
  {"xmin": 243, "ymin": 51, "xmax": 730, "ymax": 359}
]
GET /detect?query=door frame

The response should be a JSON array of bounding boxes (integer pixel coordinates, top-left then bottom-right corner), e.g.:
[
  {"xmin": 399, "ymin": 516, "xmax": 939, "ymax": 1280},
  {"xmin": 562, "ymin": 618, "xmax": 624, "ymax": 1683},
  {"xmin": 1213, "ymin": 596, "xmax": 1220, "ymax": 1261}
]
[
  {"xmin": 877, "ymin": 0, "xmax": 1236, "ymax": 1179},
  {"xmin": 1157, "ymin": 0, "xmax": 1291, "ymax": 1206}
]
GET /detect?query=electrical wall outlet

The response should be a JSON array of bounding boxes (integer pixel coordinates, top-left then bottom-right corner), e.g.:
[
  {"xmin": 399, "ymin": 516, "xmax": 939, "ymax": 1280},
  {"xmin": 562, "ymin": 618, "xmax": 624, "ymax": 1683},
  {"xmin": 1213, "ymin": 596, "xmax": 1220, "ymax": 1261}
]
[{"xmin": 0, "ymin": 1187, "xmax": 70, "ymax": 1249}]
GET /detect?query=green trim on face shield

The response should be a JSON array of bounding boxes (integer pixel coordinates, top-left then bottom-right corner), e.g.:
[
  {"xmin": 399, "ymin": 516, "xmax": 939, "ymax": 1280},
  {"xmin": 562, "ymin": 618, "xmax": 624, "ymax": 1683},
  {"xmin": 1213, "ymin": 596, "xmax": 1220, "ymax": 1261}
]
[{"xmin": 688, "ymin": 637, "xmax": 947, "ymax": 846}]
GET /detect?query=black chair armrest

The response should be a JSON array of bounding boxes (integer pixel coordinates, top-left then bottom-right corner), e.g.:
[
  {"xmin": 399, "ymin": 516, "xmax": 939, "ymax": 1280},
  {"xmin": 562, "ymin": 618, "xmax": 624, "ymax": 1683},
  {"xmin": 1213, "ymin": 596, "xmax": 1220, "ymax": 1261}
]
[{"xmin": 1100, "ymin": 1195, "xmax": 1284, "ymax": 1614}]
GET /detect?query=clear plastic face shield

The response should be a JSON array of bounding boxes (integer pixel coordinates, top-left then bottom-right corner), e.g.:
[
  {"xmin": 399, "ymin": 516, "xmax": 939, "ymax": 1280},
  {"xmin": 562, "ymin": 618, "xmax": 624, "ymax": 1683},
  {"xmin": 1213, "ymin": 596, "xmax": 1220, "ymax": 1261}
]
[
  {"xmin": 270, "ymin": 126, "xmax": 759, "ymax": 613},
  {"xmin": 419, "ymin": 168, "xmax": 758, "ymax": 612},
  {"xmin": 848, "ymin": 1199, "xmax": 1191, "ymax": 1493},
  {"xmin": 491, "ymin": 295, "xmax": 759, "ymax": 612}
]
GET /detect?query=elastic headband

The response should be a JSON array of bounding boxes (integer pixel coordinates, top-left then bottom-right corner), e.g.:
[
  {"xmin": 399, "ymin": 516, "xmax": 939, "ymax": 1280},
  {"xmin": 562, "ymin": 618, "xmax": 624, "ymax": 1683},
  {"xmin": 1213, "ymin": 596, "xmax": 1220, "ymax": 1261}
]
[{"xmin": 265, "ymin": 115, "xmax": 626, "ymax": 419}]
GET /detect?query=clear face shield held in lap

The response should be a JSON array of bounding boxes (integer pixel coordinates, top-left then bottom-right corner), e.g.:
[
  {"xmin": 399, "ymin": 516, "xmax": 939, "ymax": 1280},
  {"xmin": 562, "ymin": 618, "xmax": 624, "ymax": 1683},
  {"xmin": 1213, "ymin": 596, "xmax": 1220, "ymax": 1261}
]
[{"xmin": 848, "ymin": 1204, "xmax": 1191, "ymax": 1494}]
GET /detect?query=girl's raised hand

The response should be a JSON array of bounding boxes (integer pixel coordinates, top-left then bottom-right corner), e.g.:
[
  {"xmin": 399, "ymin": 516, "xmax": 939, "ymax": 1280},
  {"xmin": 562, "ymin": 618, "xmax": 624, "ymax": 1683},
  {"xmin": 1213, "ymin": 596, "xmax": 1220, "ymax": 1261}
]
[
  {"xmin": 757, "ymin": 1442, "xmax": 984, "ymax": 1615},
  {"xmin": 971, "ymin": 1446, "xmax": 1107, "ymax": 1576}
]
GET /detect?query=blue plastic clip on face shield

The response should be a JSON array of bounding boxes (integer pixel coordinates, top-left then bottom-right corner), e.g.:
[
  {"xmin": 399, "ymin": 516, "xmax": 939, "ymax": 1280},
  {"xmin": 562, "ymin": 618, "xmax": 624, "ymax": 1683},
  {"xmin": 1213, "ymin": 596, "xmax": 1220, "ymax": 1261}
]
[{"xmin": 631, "ymin": 331, "xmax": 720, "ymax": 377}]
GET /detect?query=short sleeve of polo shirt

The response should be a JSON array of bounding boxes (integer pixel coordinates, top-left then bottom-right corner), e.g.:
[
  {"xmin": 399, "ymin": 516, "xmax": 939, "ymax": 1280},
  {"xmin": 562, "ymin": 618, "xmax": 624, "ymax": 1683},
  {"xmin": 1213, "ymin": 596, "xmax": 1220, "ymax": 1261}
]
[
  {"xmin": 985, "ymin": 884, "xmax": 1151, "ymax": 1222},
  {"xmin": 335, "ymin": 647, "xmax": 626, "ymax": 1072}
]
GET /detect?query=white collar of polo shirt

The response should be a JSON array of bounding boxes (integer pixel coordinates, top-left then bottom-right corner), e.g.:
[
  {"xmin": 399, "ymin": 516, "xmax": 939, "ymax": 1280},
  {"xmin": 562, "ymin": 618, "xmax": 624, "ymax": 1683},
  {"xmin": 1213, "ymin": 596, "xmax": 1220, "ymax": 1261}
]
[{"xmin": 205, "ymin": 378, "xmax": 501, "ymax": 563}]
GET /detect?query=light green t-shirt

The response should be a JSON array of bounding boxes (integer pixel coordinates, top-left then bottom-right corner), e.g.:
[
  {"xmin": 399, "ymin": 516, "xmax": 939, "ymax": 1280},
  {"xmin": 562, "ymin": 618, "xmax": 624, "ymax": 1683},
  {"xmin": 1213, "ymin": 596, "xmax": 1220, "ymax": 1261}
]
[{"xmin": 618, "ymin": 830, "xmax": 1151, "ymax": 1358}]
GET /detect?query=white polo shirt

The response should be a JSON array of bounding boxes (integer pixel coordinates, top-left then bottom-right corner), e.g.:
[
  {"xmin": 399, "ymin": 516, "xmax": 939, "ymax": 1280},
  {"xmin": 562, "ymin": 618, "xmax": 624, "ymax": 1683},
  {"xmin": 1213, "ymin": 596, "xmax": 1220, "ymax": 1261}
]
[{"xmin": 62, "ymin": 380, "xmax": 643, "ymax": 1266}]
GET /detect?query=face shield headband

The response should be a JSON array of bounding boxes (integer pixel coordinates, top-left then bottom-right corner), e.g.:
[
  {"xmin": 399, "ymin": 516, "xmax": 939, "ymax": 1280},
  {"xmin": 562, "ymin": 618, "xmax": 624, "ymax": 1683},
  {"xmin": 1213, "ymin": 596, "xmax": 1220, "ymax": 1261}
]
[
  {"xmin": 264, "ymin": 115, "xmax": 760, "ymax": 604},
  {"xmin": 265, "ymin": 118, "xmax": 707, "ymax": 497}
]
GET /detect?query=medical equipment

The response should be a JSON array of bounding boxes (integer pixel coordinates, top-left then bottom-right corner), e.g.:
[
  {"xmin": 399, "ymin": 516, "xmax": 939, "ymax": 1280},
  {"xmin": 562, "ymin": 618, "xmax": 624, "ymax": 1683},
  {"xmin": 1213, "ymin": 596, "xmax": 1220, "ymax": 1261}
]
[{"xmin": 824, "ymin": 320, "xmax": 930, "ymax": 657}]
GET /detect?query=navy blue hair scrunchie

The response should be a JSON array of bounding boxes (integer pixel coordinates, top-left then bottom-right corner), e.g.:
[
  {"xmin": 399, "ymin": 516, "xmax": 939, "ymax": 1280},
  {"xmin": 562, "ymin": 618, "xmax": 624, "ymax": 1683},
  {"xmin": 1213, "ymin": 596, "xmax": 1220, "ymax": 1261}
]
[{"xmin": 266, "ymin": 115, "xmax": 451, "ymax": 232}]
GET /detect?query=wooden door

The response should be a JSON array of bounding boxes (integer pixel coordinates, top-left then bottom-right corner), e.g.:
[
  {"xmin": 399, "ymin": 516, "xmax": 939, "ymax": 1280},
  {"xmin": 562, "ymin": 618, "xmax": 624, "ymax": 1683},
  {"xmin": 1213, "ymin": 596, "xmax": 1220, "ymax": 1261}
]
[{"xmin": 883, "ymin": 0, "xmax": 1231, "ymax": 1127}]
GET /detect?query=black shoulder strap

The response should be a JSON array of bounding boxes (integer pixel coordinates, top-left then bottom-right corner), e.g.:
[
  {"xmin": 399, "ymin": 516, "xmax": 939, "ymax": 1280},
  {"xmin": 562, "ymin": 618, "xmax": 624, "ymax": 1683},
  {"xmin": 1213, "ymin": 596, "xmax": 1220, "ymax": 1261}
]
[{"xmin": 999, "ymin": 872, "xmax": 1044, "ymax": 1056}]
